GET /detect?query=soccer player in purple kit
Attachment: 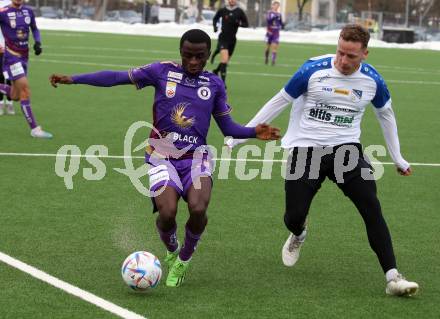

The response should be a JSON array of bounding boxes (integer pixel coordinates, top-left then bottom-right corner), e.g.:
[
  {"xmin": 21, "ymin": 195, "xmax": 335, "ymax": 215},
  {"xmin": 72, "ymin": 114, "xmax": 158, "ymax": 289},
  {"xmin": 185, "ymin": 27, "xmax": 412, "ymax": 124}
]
[
  {"xmin": 49, "ymin": 29, "xmax": 280, "ymax": 287},
  {"xmin": 265, "ymin": 1, "xmax": 283, "ymax": 66},
  {"xmin": 0, "ymin": 0, "xmax": 52, "ymax": 138}
]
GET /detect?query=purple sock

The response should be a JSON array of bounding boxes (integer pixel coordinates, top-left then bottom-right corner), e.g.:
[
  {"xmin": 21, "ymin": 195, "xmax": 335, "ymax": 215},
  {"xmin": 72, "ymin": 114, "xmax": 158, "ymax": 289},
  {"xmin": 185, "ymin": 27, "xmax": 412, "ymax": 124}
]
[
  {"xmin": 157, "ymin": 224, "xmax": 178, "ymax": 252},
  {"xmin": 179, "ymin": 225, "xmax": 202, "ymax": 261},
  {"xmin": 0, "ymin": 83, "xmax": 11, "ymax": 98},
  {"xmin": 272, "ymin": 52, "xmax": 277, "ymax": 63},
  {"xmin": 20, "ymin": 100, "xmax": 37, "ymax": 129}
]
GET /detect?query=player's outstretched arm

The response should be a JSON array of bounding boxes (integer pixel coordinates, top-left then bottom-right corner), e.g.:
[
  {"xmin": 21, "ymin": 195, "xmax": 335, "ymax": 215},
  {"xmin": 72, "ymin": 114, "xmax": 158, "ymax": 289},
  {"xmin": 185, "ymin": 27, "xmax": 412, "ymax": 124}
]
[
  {"xmin": 50, "ymin": 71, "xmax": 132, "ymax": 88},
  {"xmin": 373, "ymin": 105, "xmax": 411, "ymax": 176},
  {"xmin": 227, "ymin": 89, "xmax": 291, "ymax": 148},
  {"xmin": 215, "ymin": 113, "xmax": 280, "ymax": 141}
]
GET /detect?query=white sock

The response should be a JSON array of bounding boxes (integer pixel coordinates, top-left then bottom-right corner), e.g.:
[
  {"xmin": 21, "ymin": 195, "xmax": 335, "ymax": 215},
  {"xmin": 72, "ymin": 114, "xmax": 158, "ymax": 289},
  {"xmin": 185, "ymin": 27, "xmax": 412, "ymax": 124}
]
[
  {"xmin": 296, "ymin": 230, "xmax": 307, "ymax": 241},
  {"xmin": 385, "ymin": 268, "xmax": 399, "ymax": 282}
]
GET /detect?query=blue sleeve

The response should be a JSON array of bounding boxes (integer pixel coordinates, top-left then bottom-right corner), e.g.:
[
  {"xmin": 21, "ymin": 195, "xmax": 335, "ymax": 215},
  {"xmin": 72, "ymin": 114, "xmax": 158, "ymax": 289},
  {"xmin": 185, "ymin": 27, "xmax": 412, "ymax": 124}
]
[
  {"xmin": 372, "ymin": 77, "xmax": 391, "ymax": 108},
  {"xmin": 283, "ymin": 67, "xmax": 310, "ymax": 99}
]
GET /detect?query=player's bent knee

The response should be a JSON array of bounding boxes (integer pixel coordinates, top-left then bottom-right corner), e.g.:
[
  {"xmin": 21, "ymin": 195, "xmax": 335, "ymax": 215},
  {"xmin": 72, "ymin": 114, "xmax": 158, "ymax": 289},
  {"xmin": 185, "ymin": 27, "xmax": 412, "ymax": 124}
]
[
  {"xmin": 156, "ymin": 203, "xmax": 178, "ymax": 220},
  {"xmin": 19, "ymin": 89, "xmax": 30, "ymax": 100},
  {"xmin": 188, "ymin": 201, "xmax": 208, "ymax": 217}
]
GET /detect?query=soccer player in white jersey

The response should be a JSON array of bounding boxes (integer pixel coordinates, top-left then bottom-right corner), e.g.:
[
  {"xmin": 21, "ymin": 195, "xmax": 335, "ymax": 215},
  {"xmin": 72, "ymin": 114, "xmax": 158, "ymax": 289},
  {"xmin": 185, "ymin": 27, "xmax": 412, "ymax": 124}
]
[
  {"xmin": 228, "ymin": 24, "xmax": 419, "ymax": 296},
  {"xmin": 0, "ymin": 0, "xmax": 13, "ymax": 115}
]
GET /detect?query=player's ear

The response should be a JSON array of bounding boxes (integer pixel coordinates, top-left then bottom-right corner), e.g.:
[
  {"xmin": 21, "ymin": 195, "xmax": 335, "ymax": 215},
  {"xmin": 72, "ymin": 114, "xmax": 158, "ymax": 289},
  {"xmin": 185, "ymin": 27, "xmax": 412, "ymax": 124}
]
[{"xmin": 363, "ymin": 49, "xmax": 369, "ymax": 60}]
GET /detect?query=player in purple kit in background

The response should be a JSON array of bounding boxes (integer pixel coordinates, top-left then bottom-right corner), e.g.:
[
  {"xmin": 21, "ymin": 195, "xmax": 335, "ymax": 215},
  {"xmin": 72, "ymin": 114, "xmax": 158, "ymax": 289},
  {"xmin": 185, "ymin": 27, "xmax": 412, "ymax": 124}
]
[
  {"xmin": 265, "ymin": 1, "xmax": 283, "ymax": 66},
  {"xmin": 0, "ymin": 0, "xmax": 14, "ymax": 116},
  {"xmin": 49, "ymin": 29, "xmax": 280, "ymax": 288},
  {"xmin": 0, "ymin": 0, "xmax": 52, "ymax": 138}
]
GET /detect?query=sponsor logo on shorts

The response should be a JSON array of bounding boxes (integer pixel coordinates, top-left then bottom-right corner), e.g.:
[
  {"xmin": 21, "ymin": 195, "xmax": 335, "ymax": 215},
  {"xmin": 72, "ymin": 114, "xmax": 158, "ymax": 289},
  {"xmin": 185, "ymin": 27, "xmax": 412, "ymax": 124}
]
[{"xmin": 10, "ymin": 62, "xmax": 25, "ymax": 77}]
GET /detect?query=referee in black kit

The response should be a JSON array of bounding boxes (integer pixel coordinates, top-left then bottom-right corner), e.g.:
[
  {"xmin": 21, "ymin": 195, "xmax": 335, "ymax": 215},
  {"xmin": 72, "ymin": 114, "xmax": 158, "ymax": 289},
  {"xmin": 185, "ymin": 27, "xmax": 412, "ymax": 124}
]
[{"xmin": 212, "ymin": 0, "xmax": 248, "ymax": 86}]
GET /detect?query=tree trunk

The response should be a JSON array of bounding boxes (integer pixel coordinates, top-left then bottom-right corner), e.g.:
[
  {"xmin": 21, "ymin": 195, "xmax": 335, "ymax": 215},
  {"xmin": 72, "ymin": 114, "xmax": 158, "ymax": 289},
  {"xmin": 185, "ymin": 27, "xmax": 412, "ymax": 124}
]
[
  {"xmin": 93, "ymin": 0, "xmax": 108, "ymax": 21},
  {"xmin": 246, "ymin": 0, "xmax": 257, "ymax": 27},
  {"xmin": 297, "ymin": 0, "xmax": 309, "ymax": 21},
  {"xmin": 197, "ymin": 0, "xmax": 203, "ymax": 22}
]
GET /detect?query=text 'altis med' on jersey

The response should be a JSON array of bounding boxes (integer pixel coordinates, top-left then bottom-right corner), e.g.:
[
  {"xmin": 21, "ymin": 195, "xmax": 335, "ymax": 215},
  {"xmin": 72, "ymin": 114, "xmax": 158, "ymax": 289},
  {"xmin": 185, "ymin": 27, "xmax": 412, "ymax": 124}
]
[{"xmin": 281, "ymin": 54, "xmax": 391, "ymax": 147}]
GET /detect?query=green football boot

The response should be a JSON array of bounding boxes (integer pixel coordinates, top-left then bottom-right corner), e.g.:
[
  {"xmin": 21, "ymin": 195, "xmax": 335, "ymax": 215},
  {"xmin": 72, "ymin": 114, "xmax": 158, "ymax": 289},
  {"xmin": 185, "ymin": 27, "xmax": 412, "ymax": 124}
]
[
  {"xmin": 164, "ymin": 244, "xmax": 180, "ymax": 268},
  {"xmin": 166, "ymin": 257, "xmax": 190, "ymax": 287}
]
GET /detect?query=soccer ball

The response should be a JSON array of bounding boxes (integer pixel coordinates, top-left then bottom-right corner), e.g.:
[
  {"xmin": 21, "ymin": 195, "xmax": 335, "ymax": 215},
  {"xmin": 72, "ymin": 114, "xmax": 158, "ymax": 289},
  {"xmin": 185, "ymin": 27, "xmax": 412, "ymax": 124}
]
[{"xmin": 121, "ymin": 251, "xmax": 162, "ymax": 291}]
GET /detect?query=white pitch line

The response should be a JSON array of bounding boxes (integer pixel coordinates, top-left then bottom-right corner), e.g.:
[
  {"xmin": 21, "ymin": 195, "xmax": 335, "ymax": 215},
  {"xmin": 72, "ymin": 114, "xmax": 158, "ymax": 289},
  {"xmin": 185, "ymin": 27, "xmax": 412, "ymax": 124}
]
[
  {"xmin": 0, "ymin": 152, "xmax": 439, "ymax": 166},
  {"xmin": 0, "ymin": 251, "xmax": 146, "ymax": 319}
]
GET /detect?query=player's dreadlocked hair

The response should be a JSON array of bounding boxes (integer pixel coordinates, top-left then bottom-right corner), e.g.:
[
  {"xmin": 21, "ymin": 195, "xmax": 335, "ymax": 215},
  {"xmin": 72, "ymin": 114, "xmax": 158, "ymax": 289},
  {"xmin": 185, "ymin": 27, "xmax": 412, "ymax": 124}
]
[
  {"xmin": 180, "ymin": 29, "xmax": 211, "ymax": 51},
  {"xmin": 340, "ymin": 24, "xmax": 370, "ymax": 49}
]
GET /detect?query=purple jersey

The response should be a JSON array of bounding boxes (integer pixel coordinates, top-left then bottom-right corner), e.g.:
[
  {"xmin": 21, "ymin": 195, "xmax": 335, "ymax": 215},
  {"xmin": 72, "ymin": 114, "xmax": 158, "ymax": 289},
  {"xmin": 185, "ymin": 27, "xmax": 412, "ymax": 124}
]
[
  {"xmin": 266, "ymin": 11, "xmax": 283, "ymax": 33},
  {"xmin": 129, "ymin": 62, "xmax": 231, "ymax": 154},
  {"xmin": 0, "ymin": 4, "xmax": 40, "ymax": 59}
]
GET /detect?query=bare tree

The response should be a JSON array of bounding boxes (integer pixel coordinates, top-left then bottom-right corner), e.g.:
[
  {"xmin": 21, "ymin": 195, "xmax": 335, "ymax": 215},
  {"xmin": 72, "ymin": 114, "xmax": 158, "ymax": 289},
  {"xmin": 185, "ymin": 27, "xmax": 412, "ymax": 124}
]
[
  {"xmin": 297, "ymin": 0, "xmax": 309, "ymax": 21},
  {"xmin": 93, "ymin": 0, "xmax": 108, "ymax": 21}
]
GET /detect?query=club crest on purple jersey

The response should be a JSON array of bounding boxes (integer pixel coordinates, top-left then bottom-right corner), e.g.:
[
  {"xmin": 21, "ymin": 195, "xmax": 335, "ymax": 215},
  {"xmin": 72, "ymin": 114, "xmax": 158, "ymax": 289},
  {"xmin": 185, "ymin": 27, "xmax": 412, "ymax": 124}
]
[
  {"xmin": 165, "ymin": 81, "xmax": 177, "ymax": 98},
  {"xmin": 197, "ymin": 87, "xmax": 211, "ymax": 100}
]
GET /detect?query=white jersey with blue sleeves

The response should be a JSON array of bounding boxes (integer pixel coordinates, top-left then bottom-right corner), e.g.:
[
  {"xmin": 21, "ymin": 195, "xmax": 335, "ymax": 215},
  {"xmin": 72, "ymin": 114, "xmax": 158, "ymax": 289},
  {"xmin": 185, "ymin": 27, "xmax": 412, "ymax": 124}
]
[{"xmin": 280, "ymin": 54, "xmax": 391, "ymax": 147}]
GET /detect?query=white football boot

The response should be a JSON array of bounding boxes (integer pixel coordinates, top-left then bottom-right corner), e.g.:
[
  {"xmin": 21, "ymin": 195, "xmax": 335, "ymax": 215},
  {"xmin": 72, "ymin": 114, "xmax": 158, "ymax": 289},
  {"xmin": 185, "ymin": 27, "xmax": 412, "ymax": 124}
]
[
  {"xmin": 386, "ymin": 273, "xmax": 419, "ymax": 296},
  {"xmin": 5, "ymin": 101, "xmax": 15, "ymax": 115},
  {"xmin": 31, "ymin": 126, "xmax": 53, "ymax": 139},
  {"xmin": 282, "ymin": 232, "xmax": 306, "ymax": 267}
]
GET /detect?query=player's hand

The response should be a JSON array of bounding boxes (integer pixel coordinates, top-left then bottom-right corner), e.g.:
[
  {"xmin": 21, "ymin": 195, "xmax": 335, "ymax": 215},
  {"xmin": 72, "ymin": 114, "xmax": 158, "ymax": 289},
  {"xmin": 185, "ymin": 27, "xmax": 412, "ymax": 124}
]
[
  {"xmin": 49, "ymin": 74, "xmax": 73, "ymax": 88},
  {"xmin": 0, "ymin": 45, "xmax": 4, "ymax": 54},
  {"xmin": 33, "ymin": 42, "xmax": 42, "ymax": 56},
  {"xmin": 397, "ymin": 166, "xmax": 412, "ymax": 176},
  {"xmin": 255, "ymin": 123, "xmax": 281, "ymax": 140}
]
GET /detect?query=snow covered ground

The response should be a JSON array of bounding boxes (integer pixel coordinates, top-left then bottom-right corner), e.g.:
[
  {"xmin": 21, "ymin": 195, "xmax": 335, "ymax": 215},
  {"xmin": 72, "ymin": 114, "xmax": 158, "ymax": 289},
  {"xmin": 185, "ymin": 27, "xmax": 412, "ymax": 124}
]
[{"xmin": 36, "ymin": 18, "xmax": 440, "ymax": 51}]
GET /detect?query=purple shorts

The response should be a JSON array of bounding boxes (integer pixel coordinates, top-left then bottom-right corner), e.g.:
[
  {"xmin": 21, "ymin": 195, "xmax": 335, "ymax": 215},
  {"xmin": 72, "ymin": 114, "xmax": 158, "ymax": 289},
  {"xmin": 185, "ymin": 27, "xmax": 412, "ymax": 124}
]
[
  {"xmin": 2, "ymin": 52, "xmax": 28, "ymax": 81},
  {"xmin": 265, "ymin": 32, "xmax": 280, "ymax": 44},
  {"xmin": 146, "ymin": 151, "xmax": 214, "ymax": 201}
]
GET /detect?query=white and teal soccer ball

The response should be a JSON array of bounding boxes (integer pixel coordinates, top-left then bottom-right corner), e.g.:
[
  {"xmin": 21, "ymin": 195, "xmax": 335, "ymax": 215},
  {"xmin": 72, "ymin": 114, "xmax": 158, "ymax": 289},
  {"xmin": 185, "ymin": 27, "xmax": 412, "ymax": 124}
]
[{"xmin": 121, "ymin": 251, "xmax": 162, "ymax": 291}]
